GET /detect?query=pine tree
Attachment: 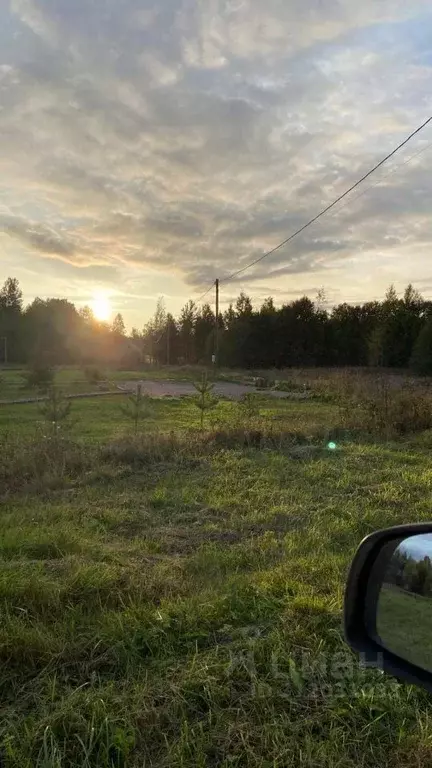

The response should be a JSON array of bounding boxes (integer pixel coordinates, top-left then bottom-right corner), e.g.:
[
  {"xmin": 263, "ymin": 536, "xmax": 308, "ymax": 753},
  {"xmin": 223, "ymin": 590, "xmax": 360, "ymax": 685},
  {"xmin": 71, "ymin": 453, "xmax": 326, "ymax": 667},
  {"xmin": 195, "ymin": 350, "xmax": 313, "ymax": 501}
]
[
  {"xmin": 411, "ymin": 316, "xmax": 432, "ymax": 374},
  {"xmin": 0, "ymin": 277, "xmax": 23, "ymax": 362},
  {"xmin": 112, "ymin": 313, "xmax": 126, "ymax": 336},
  {"xmin": 193, "ymin": 372, "xmax": 218, "ymax": 429},
  {"xmin": 120, "ymin": 383, "xmax": 151, "ymax": 434}
]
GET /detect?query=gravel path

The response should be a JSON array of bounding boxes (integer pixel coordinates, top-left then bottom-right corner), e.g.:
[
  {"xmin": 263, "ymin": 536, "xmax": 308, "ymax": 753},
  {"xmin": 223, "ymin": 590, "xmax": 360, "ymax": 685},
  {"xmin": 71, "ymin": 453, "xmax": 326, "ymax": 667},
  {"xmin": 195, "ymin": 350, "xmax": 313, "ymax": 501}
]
[
  {"xmin": 0, "ymin": 380, "xmax": 309, "ymax": 405},
  {"xmin": 117, "ymin": 380, "xmax": 306, "ymax": 400}
]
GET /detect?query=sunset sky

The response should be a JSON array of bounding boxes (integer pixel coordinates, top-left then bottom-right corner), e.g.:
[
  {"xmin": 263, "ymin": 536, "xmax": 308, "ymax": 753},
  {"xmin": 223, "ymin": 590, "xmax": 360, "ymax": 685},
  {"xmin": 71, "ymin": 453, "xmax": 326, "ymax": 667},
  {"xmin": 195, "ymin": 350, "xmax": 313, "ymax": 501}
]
[{"xmin": 1, "ymin": 0, "xmax": 431, "ymax": 328}]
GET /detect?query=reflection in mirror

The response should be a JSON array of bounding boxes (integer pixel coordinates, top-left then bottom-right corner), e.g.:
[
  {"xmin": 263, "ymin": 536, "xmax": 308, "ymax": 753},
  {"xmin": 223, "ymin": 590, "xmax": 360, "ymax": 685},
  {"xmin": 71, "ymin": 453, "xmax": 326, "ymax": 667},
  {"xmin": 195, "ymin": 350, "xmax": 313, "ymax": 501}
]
[{"xmin": 376, "ymin": 534, "xmax": 432, "ymax": 673}]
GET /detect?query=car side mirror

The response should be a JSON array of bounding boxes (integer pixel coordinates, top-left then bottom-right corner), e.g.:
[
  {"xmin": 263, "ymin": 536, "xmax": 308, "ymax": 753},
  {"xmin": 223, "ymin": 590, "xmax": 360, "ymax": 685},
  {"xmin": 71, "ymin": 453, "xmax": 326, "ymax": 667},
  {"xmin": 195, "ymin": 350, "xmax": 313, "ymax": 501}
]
[{"xmin": 345, "ymin": 523, "xmax": 432, "ymax": 693}]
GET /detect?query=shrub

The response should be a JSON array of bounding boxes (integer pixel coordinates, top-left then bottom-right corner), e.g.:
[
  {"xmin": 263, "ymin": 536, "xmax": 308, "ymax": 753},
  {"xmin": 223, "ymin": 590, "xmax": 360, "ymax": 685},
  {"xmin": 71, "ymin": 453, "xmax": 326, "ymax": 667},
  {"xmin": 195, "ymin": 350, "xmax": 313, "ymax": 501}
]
[
  {"xmin": 340, "ymin": 377, "xmax": 432, "ymax": 438},
  {"xmin": 83, "ymin": 365, "xmax": 105, "ymax": 385},
  {"xmin": 0, "ymin": 433, "xmax": 90, "ymax": 495},
  {"xmin": 377, "ymin": 389, "xmax": 432, "ymax": 436},
  {"xmin": 274, "ymin": 379, "xmax": 308, "ymax": 393},
  {"xmin": 211, "ymin": 427, "xmax": 264, "ymax": 448},
  {"xmin": 239, "ymin": 392, "xmax": 261, "ymax": 420},
  {"xmin": 255, "ymin": 376, "xmax": 274, "ymax": 390},
  {"xmin": 100, "ymin": 432, "xmax": 203, "ymax": 467},
  {"xmin": 22, "ymin": 363, "xmax": 55, "ymax": 392}
]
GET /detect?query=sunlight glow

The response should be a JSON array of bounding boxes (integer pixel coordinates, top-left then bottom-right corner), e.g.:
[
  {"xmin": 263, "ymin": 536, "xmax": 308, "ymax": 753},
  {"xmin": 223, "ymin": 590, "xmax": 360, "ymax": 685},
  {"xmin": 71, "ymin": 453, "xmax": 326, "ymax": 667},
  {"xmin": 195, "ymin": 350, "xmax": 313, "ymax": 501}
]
[{"xmin": 91, "ymin": 293, "xmax": 112, "ymax": 322}]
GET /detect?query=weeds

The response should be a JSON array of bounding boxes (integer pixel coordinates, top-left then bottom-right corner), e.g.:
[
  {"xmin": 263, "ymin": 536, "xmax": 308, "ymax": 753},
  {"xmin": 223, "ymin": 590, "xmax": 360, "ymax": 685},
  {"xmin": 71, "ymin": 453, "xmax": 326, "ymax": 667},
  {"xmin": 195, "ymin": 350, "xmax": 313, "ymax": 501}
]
[
  {"xmin": 0, "ymin": 432, "xmax": 90, "ymax": 495},
  {"xmin": 338, "ymin": 376, "xmax": 432, "ymax": 438},
  {"xmin": 100, "ymin": 432, "xmax": 192, "ymax": 466}
]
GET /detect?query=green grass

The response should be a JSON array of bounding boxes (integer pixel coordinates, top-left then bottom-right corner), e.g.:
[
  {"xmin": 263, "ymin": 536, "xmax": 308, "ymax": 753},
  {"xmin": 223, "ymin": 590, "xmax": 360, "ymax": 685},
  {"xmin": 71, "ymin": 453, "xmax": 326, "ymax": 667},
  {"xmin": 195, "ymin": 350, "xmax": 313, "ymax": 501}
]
[
  {"xmin": 0, "ymin": 365, "xmax": 239, "ymax": 401},
  {"xmin": 0, "ymin": 393, "xmax": 339, "ymax": 441},
  {"xmin": 377, "ymin": 585, "xmax": 432, "ymax": 672},
  {"xmin": 1, "ymin": 386, "xmax": 432, "ymax": 765}
]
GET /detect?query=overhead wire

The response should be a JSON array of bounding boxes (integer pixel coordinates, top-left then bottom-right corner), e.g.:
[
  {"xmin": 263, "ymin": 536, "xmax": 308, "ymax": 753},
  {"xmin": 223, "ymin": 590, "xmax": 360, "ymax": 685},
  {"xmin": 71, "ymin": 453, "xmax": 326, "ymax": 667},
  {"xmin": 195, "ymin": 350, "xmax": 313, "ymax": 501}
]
[
  {"xmin": 324, "ymin": 139, "xmax": 432, "ymax": 221},
  {"xmin": 221, "ymin": 115, "xmax": 432, "ymax": 284},
  {"xmin": 190, "ymin": 136, "xmax": 319, "ymax": 306},
  {"xmin": 194, "ymin": 282, "xmax": 215, "ymax": 305}
]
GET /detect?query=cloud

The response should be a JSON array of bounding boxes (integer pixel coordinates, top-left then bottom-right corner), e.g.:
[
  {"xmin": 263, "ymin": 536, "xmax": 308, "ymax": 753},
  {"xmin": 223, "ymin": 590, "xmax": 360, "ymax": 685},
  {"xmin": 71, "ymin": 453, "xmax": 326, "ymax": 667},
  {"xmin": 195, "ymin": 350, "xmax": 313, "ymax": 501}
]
[
  {"xmin": 1, "ymin": 0, "xmax": 432, "ymax": 317},
  {"xmin": 0, "ymin": 213, "xmax": 76, "ymax": 258}
]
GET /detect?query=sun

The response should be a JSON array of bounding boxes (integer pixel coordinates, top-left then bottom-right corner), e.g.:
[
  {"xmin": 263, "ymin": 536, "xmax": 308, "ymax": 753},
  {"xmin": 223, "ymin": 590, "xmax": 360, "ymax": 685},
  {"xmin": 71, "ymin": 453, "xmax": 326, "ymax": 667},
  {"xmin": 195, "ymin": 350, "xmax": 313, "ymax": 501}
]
[{"xmin": 91, "ymin": 292, "xmax": 112, "ymax": 322}]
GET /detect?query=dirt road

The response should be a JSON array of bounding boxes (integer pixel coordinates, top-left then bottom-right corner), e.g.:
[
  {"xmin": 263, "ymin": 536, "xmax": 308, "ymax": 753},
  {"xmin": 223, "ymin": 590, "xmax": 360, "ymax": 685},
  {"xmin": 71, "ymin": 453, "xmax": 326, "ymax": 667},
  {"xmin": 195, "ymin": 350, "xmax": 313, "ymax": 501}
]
[
  {"xmin": 0, "ymin": 380, "xmax": 308, "ymax": 405},
  {"xmin": 118, "ymin": 380, "xmax": 306, "ymax": 400}
]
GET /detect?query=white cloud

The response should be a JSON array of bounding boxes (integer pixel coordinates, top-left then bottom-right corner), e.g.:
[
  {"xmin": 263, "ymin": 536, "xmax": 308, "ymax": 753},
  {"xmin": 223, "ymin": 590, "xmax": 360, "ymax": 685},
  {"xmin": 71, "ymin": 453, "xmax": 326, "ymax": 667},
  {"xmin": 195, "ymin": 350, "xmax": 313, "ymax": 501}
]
[{"xmin": 1, "ymin": 0, "xmax": 432, "ymax": 322}]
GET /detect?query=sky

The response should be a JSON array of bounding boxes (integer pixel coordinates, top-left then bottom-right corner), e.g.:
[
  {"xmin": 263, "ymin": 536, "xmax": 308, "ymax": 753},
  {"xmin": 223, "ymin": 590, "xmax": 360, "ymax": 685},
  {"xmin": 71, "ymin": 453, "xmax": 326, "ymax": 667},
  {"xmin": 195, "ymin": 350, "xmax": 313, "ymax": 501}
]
[
  {"xmin": 400, "ymin": 534, "xmax": 432, "ymax": 562},
  {"xmin": 0, "ymin": 0, "xmax": 432, "ymax": 329}
]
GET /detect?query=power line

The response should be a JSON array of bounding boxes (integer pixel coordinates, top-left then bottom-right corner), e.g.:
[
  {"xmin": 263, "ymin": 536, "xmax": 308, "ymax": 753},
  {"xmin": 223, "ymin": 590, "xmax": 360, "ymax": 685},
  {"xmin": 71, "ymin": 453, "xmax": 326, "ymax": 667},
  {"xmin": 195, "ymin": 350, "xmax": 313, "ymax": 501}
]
[
  {"xmin": 194, "ymin": 282, "xmax": 215, "ymax": 304},
  {"xmin": 222, "ymin": 115, "xmax": 432, "ymax": 284},
  {"xmin": 325, "ymin": 139, "xmax": 432, "ymax": 221}
]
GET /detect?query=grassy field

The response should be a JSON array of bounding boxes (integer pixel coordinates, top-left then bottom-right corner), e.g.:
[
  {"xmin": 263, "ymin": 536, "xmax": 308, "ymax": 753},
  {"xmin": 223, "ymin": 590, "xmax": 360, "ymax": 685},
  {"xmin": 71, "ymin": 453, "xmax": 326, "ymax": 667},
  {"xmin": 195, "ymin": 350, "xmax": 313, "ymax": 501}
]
[
  {"xmin": 1, "ymin": 363, "xmax": 421, "ymax": 402},
  {"xmin": 1, "ymin": 371, "xmax": 432, "ymax": 766},
  {"xmin": 0, "ymin": 366, "xmax": 216, "ymax": 401},
  {"xmin": 0, "ymin": 366, "xmax": 253, "ymax": 402},
  {"xmin": 377, "ymin": 585, "xmax": 432, "ymax": 672}
]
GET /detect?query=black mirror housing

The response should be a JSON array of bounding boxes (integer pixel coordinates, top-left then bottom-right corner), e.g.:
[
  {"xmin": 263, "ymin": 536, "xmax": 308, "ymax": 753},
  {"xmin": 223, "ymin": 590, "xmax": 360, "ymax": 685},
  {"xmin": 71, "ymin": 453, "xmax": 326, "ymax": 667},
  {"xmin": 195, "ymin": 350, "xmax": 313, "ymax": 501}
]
[{"xmin": 345, "ymin": 523, "xmax": 432, "ymax": 693}]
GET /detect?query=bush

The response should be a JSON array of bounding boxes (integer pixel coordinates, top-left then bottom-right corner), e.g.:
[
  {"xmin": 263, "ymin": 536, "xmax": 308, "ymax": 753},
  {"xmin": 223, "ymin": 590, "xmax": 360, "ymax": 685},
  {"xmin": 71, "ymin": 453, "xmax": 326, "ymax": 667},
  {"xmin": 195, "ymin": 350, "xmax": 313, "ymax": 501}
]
[
  {"xmin": 100, "ymin": 433, "xmax": 203, "ymax": 467},
  {"xmin": 0, "ymin": 433, "xmax": 90, "ymax": 495},
  {"xmin": 209, "ymin": 427, "xmax": 314, "ymax": 451},
  {"xmin": 83, "ymin": 365, "xmax": 105, "ymax": 385},
  {"xmin": 255, "ymin": 376, "xmax": 274, "ymax": 390},
  {"xmin": 274, "ymin": 379, "xmax": 308, "ymax": 393},
  {"xmin": 211, "ymin": 427, "xmax": 264, "ymax": 448},
  {"xmin": 239, "ymin": 392, "xmax": 261, "ymax": 420},
  {"xmin": 22, "ymin": 364, "xmax": 55, "ymax": 392},
  {"xmin": 375, "ymin": 389, "xmax": 432, "ymax": 436},
  {"xmin": 340, "ymin": 377, "xmax": 432, "ymax": 438}
]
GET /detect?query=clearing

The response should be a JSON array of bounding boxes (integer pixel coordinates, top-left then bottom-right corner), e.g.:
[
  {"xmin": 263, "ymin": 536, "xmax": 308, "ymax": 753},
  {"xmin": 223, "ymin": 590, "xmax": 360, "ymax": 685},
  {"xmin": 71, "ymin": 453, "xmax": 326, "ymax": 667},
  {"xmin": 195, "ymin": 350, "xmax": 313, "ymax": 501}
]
[
  {"xmin": 1, "ymin": 368, "xmax": 432, "ymax": 767},
  {"xmin": 377, "ymin": 585, "xmax": 432, "ymax": 672}
]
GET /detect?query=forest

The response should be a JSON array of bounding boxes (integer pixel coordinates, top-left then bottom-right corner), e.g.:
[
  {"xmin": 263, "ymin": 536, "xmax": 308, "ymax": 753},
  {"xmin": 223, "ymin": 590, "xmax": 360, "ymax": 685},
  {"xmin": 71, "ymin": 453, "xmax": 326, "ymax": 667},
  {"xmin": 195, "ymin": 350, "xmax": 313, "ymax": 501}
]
[
  {"xmin": 385, "ymin": 547, "xmax": 432, "ymax": 598},
  {"xmin": 1, "ymin": 276, "xmax": 432, "ymax": 373}
]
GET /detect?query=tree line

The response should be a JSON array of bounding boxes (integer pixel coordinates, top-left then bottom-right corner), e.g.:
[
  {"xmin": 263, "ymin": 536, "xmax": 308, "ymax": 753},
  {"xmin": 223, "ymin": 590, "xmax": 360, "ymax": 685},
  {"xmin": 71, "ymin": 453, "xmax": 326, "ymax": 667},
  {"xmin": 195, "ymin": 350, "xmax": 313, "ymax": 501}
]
[
  {"xmin": 386, "ymin": 548, "xmax": 432, "ymax": 598},
  {"xmin": 1, "ymin": 276, "xmax": 432, "ymax": 372}
]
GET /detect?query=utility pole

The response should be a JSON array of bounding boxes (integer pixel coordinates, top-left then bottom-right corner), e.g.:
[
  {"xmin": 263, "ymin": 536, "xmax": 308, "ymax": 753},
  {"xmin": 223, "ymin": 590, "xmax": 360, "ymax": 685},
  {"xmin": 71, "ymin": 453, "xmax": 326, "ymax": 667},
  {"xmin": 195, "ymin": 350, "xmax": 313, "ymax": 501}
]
[{"xmin": 214, "ymin": 279, "xmax": 220, "ymax": 366}]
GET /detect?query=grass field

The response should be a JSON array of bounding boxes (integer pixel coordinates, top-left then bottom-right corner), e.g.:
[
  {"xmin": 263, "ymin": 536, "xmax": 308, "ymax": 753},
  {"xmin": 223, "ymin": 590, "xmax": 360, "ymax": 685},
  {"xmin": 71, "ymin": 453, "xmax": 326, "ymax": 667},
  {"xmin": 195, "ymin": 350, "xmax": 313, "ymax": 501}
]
[
  {"xmin": 0, "ymin": 365, "xmax": 258, "ymax": 402},
  {"xmin": 377, "ymin": 585, "xmax": 432, "ymax": 672},
  {"xmin": 1, "ymin": 369, "xmax": 432, "ymax": 766}
]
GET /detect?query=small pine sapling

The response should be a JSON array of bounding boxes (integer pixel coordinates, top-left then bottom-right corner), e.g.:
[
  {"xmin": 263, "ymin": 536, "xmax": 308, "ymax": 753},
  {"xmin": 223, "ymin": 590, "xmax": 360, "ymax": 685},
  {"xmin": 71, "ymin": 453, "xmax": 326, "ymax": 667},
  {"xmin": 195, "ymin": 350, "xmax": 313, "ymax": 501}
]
[
  {"xmin": 39, "ymin": 388, "xmax": 73, "ymax": 435},
  {"xmin": 120, "ymin": 383, "xmax": 152, "ymax": 434},
  {"xmin": 193, "ymin": 372, "xmax": 218, "ymax": 429},
  {"xmin": 239, "ymin": 392, "xmax": 260, "ymax": 422}
]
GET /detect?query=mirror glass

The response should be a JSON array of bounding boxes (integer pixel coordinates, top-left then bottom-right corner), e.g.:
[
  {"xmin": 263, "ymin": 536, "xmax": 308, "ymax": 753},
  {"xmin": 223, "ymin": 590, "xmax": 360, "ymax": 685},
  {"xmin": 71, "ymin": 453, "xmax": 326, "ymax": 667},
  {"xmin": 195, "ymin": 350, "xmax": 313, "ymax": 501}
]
[{"xmin": 374, "ymin": 534, "xmax": 432, "ymax": 672}]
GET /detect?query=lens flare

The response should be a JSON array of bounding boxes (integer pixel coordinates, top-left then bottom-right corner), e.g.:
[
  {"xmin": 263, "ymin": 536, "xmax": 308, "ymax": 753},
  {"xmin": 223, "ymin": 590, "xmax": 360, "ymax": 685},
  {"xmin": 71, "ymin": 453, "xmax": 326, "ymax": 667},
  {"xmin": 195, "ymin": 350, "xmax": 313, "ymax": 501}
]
[{"xmin": 327, "ymin": 441, "xmax": 337, "ymax": 451}]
